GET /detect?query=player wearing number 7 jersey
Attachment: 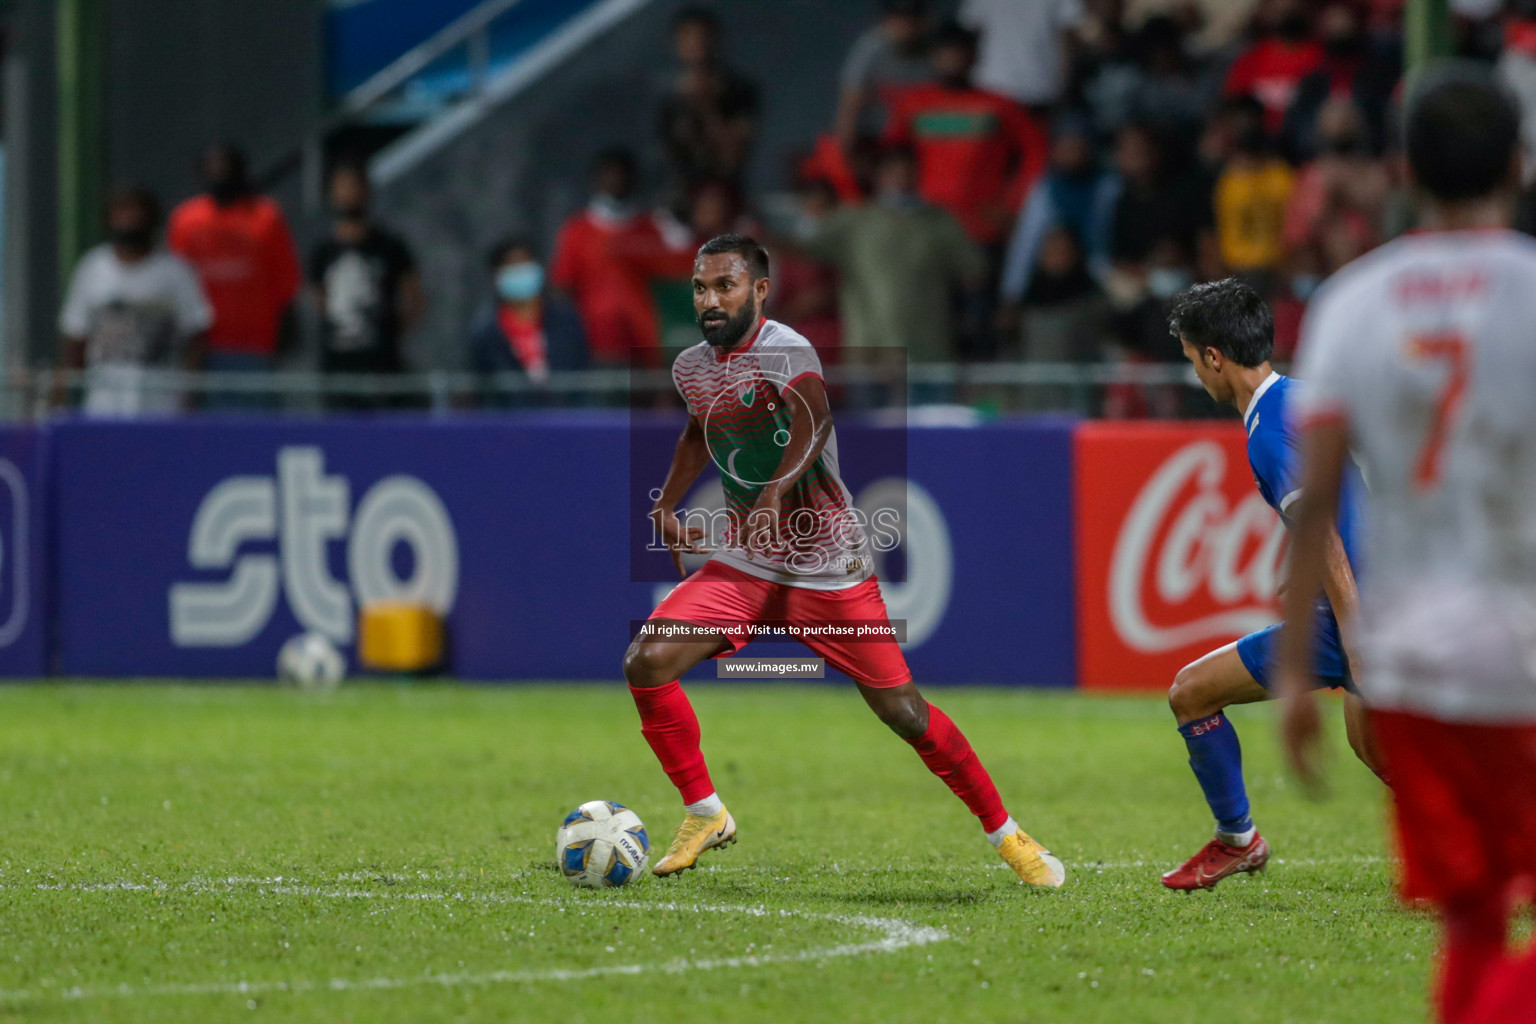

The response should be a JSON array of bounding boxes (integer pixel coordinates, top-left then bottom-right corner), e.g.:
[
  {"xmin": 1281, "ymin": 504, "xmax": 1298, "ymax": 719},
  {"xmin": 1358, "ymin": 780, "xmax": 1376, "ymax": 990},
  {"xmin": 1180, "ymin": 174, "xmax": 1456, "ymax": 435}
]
[
  {"xmin": 1157, "ymin": 277, "xmax": 1386, "ymax": 892},
  {"xmin": 1279, "ymin": 72, "xmax": 1536, "ymax": 1024}
]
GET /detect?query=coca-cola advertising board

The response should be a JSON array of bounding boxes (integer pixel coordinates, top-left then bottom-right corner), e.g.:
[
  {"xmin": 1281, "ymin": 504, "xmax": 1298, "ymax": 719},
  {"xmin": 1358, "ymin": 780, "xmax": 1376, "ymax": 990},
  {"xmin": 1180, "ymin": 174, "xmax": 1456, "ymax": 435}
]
[{"xmin": 1075, "ymin": 423, "xmax": 1287, "ymax": 691}]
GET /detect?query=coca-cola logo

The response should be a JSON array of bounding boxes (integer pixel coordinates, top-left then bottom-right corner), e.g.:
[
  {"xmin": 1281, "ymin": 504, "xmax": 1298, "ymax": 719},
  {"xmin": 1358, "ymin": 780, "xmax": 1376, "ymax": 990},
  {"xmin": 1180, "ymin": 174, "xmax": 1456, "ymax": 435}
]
[{"xmin": 1109, "ymin": 441, "xmax": 1286, "ymax": 653}]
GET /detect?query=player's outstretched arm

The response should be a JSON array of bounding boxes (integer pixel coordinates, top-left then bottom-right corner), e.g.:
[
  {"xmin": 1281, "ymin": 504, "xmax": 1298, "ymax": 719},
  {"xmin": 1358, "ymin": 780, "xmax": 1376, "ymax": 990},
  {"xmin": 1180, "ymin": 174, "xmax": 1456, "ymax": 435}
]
[
  {"xmin": 652, "ymin": 416, "xmax": 713, "ymax": 577},
  {"xmin": 1276, "ymin": 417, "xmax": 1351, "ymax": 794},
  {"xmin": 743, "ymin": 375, "xmax": 833, "ymax": 558}
]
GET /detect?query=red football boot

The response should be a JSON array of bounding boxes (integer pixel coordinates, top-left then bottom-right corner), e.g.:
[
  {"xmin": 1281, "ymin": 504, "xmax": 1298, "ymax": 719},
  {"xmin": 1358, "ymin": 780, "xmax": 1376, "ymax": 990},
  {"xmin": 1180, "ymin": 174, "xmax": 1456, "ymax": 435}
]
[{"xmin": 1160, "ymin": 833, "xmax": 1270, "ymax": 891}]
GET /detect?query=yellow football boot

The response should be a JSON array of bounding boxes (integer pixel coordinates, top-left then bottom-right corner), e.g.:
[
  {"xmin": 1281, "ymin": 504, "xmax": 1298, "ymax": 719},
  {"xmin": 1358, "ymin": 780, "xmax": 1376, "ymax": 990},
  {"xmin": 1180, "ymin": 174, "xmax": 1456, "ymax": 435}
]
[
  {"xmin": 997, "ymin": 830, "xmax": 1066, "ymax": 888},
  {"xmin": 652, "ymin": 807, "xmax": 737, "ymax": 876}
]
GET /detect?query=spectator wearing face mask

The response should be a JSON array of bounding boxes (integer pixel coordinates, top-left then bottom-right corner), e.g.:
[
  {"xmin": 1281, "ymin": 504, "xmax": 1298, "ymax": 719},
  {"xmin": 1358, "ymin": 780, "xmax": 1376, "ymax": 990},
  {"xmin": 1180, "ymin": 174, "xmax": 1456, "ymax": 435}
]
[
  {"xmin": 469, "ymin": 238, "xmax": 586, "ymax": 397},
  {"xmin": 1106, "ymin": 236, "xmax": 1197, "ymax": 419},
  {"xmin": 1222, "ymin": 3, "xmax": 1323, "ymax": 135},
  {"xmin": 550, "ymin": 149, "xmax": 666, "ymax": 367},
  {"xmin": 614, "ymin": 177, "xmax": 761, "ymax": 351},
  {"xmin": 58, "ymin": 184, "xmax": 212, "ymax": 416},
  {"xmin": 307, "ymin": 163, "xmax": 423, "ymax": 410},
  {"xmin": 1105, "ymin": 123, "xmax": 1215, "ymax": 306},
  {"xmin": 167, "ymin": 143, "xmax": 301, "ymax": 402},
  {"xmin": 769, "ymin": 178, "xmax": 844, "ymax": 361},
  {"xmin": 797, "ymin": 144, "xmax": 986, "ymax": 365}
]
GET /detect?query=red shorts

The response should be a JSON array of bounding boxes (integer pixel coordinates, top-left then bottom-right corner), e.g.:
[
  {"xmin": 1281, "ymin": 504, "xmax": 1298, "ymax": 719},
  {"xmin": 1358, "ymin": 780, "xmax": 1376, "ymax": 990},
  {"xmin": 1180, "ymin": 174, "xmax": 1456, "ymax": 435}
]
[
  {"xmin": 647, "ymin": 559, "xmax": 912, "ymax": 688},
  {"xmin": 1373, "ymin": 709, "xmax": 1536, "ymax": 908}
]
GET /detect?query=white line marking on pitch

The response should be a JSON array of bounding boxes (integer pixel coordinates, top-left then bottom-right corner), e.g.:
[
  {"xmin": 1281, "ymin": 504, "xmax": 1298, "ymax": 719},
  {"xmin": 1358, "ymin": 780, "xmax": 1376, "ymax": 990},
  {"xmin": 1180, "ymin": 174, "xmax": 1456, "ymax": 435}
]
[{"xmin": 0, "ymin": 877, "xmax": 948, "ymax": 1004}]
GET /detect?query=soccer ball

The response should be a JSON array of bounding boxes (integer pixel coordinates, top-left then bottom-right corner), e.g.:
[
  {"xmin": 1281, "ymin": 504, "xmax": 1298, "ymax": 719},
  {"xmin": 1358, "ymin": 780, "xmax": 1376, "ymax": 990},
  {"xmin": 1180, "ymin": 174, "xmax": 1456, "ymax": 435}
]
[
  {"xmin": 277, "ymin": 632, "xmax": 346, "ymax": 690},
  {"xmin": 556, "ymin": 801, "xmax": 650, "ymax": 888}
]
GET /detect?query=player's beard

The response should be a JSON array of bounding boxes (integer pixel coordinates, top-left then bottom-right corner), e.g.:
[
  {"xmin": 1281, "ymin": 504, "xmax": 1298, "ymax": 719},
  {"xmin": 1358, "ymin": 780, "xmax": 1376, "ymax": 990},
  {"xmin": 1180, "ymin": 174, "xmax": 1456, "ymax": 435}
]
[{"xmin": 699, "ymin": 295, "xmax": 759, "ymax": 348}]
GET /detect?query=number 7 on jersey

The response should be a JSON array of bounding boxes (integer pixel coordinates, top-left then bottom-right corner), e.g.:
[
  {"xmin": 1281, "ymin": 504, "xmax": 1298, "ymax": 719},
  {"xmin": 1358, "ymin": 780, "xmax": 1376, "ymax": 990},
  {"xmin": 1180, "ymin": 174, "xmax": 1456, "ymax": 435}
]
[{"xmin": 1406, "ymin": 332, "xmax": 1469, "ymax": 491}]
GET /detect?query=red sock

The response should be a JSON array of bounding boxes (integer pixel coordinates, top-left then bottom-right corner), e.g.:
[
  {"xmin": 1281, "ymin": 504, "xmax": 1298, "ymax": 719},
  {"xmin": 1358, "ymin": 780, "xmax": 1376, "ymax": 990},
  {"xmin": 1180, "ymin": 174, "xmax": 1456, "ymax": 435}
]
[
  {"xmin": 629, "ymin": 681, "xmax": 715, "ymax": 805},
  {"xmin": 1464, "ymin": 941, "xmax": 1536, "ymax": 1024},
  {"xmin": 1438, "ymin": 895, "xmax": 1509, "ymax": 1024},
  {"xmin": 904, "ymin": 703, "xmax": 1009, "ymax": 833}
]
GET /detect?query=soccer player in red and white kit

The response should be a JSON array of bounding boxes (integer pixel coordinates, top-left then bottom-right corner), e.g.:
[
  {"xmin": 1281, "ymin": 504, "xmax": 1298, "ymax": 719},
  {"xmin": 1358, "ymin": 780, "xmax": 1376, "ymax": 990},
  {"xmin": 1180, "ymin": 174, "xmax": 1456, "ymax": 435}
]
[
  {"xmin": 1279, "ymin": 73, "xmax": 1536, "ymax": 1024},
  {"xmin": 623, "ymin": 234, "xmax": 1064, "ymax": 887}
]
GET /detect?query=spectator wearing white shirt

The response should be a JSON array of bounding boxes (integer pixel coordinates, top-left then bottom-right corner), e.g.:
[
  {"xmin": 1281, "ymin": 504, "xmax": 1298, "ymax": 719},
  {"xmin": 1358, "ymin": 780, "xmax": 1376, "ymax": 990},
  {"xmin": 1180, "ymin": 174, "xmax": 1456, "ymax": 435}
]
[
  {"xmin": 959, "ymin": 0, "xmax": 1087, "ymax": 110},
  {"xmin": 58, "ymin": 185, "xmax": 212, "ymax": 416}
]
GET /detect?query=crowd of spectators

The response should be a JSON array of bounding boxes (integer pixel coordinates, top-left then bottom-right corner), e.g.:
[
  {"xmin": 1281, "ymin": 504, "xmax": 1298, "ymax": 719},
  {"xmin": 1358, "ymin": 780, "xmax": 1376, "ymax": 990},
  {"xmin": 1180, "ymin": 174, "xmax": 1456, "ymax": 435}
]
[
  {"xmin": 533, "ymin": 0, "xmax": 1506, "ymax": 411},
  {"xmin": 54, "ymin": 0, "xmax": 1536, "ymax": 414}
]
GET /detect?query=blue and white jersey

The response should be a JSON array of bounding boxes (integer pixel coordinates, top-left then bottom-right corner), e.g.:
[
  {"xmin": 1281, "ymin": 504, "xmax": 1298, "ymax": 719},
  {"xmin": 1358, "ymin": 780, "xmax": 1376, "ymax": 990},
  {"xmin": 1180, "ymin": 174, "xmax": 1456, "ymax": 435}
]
[{"xmin": 1242, "ymin": 371, "xmax": 1366, "ymax": 576}]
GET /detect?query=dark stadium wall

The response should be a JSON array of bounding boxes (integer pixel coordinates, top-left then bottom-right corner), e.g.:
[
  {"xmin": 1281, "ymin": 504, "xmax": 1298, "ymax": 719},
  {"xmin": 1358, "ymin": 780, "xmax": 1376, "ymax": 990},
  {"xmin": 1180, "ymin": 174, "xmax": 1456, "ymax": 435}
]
[
  {"xmin": 375, "ymin": 0, "xmax": 957, "ymax": 371},
  {"xmin": 3, "ymin": 0, "xmax": 61, "ymax": 369},
  {"xmin": 102, "ymin": 0, "xmax": 325, "ymax": 225}
]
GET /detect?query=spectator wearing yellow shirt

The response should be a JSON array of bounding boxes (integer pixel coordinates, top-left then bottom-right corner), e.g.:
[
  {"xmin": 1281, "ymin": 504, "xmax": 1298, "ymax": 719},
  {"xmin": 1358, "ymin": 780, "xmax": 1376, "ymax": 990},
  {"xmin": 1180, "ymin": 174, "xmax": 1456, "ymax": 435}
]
[{"xmin": 1214, "ymin": 129, "xmax": 1294, "ymax": 284}]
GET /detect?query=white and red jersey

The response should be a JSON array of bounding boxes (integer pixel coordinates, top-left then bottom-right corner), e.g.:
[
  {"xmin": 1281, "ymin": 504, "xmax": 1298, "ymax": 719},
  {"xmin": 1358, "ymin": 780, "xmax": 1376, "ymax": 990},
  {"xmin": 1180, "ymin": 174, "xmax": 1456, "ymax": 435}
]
[
  {"xmin": 1295, "ymin": 229, "xmax": 1536, "ymax": 722},
  {"xmin": 671, "ymin": 318, "xmax": 874, "ymax": 590}
]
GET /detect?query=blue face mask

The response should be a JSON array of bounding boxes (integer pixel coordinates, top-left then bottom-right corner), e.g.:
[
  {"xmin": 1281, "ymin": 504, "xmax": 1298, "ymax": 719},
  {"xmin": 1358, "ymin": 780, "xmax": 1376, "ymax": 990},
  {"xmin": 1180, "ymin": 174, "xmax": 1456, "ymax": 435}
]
[
  {"xmin": 1291, "ymin": 273, "xmax": 1322, "ymax": 302},
  {"xmin": 497, "ymin": 263, "xmax": 544, "ymax": 302}
]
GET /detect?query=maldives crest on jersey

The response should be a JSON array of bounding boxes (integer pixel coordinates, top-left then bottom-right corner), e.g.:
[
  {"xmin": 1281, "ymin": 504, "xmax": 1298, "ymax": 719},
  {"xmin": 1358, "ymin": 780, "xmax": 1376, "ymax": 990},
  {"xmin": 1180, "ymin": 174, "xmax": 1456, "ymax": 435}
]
[{"xmin": 736, "ymin": 379, "xmax": 756, "ymax": 407}]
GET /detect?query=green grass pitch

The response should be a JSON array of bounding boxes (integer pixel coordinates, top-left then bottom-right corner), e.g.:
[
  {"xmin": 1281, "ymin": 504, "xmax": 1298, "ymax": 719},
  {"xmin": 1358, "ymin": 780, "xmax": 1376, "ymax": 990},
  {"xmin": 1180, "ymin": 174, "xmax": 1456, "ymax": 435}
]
[{"xmin": 0, "ymin": 683, "xmax": 1427, "ymax": 1023}]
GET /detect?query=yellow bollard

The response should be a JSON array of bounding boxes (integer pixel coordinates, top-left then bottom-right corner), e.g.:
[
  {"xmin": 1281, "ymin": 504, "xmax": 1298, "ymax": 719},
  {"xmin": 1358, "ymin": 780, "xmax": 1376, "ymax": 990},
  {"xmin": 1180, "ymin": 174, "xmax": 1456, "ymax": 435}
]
[{"xmin": 358, "ymin": 602, "xmax": 444, "ymax": 673}]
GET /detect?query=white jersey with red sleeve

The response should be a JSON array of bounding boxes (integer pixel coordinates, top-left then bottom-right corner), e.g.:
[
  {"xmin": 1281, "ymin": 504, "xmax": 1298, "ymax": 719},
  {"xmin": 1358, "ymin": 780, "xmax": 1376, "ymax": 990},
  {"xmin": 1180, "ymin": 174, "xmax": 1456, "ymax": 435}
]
[
  {"xmin": 671, "ymin": 318, "xmax": 875, "ymax": 590},
  {"xmin": 1293, "ymin": 229, "xmax": 1536, "ymax": 722}
]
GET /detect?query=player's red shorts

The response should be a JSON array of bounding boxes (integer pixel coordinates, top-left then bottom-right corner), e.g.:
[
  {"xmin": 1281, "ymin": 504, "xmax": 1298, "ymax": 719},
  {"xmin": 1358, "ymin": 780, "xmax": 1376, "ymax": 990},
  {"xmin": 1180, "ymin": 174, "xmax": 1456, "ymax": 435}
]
[
  {"xmin": 1372, "ymin": 708, "xmax": 1536, "ymax": 908},
  {"xmin": 646, "ymin": 559, "xmax": 912, "ymax": 688}
]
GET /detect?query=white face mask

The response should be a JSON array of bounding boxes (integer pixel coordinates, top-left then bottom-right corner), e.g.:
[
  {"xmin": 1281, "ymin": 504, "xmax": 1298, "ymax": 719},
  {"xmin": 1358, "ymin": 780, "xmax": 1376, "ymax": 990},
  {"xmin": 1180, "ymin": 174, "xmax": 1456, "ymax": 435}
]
[
  {"xmin": 588, "ymin": 195, "xmax": 636, "ymax": 225},
  {"xmin": 1147, "ymin": 267, "xmax": 1192, "ymax": 300}
]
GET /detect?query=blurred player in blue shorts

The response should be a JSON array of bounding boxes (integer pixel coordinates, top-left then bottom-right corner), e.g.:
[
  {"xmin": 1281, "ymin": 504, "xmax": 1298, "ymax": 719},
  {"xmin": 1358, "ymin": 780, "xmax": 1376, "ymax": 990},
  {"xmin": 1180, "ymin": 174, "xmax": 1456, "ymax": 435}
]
[{"xmin": 1158, "ymin": 278, "xmax": 1385, "ymax": 891}]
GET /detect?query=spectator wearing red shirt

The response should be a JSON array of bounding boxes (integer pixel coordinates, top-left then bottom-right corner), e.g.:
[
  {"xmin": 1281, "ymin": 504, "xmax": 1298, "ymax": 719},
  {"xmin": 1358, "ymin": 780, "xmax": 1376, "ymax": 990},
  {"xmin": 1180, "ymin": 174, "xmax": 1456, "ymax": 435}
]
[
  {"xmin": 1222, "ymin": 4, "xmax": 1323, "ymax": 134},
  {"xmin": 549, "ymin": 150, "xmax": 666, "ymax": 367},
  {"xmin": 167, "ymin": 144, "xmax": 300, "ymax": 406},
  {"xmin": 883, "ymin": 21, "xmax": 1048, "ymax": 249}
]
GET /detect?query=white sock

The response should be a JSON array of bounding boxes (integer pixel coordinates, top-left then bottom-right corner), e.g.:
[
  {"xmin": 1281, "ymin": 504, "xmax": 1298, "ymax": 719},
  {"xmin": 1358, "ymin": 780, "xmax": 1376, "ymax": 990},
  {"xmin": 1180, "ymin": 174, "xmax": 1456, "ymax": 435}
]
[
  {"xmin": 685, "ymin": 793, "xmax": 723, "ymax": 817},
  {"xmin": 985, "ymin": 817, "xmax": 1020, "ymax": 848},
  {"xmin": 1217, "ymin": 826, "xmax": 1256, "ymax": 847}
]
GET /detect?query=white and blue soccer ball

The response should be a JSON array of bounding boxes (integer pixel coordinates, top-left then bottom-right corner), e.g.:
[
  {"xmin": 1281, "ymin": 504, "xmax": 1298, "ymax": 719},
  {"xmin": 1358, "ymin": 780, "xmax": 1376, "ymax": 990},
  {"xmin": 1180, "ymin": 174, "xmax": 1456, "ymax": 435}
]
[
  {"xmin": 277, "ymin": 632, "xmax": 346, "ymax": 690},
  {"xmin": 556, "ymin": 800, "xmax": 650, "ymax": 888}
]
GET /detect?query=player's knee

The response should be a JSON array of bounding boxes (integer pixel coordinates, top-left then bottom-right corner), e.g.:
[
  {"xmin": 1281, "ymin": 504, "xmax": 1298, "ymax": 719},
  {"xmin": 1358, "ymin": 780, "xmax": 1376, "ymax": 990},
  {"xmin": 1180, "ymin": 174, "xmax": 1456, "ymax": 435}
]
[
  {"xmin": 1167, "ymin": 664, "xmax": 1208, "ymax": 722},
  {"xmin": 622, "ymin": 641, "xmax": 674, "ymax": 689},
  {"xmin": 869, "ymin": 691, "xmax": 927, "ymax": 738}
]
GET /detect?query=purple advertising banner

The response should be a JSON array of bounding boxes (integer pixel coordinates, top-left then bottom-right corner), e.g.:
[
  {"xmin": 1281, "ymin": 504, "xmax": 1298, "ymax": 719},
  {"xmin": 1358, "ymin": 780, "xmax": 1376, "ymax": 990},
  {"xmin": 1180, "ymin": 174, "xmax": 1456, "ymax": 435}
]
[{"xmin": 47, "ymin": 414, "xmax": 1075, "ymax": 686}]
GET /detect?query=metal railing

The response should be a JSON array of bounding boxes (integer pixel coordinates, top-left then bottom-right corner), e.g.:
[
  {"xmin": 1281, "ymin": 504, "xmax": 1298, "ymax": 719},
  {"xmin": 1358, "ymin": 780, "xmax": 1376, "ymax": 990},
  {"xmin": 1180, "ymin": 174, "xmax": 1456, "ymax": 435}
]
[
  {"xmin": 16, "ymin": 362, "xmax": 1206, "ymax": 419},
  {"xmin": 264, "ymin": 0, "xmax": 646, "ymax": 210},
  {"xmin": 260, "ymin": 0, "xmax": 541, "ymax": 211}
]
